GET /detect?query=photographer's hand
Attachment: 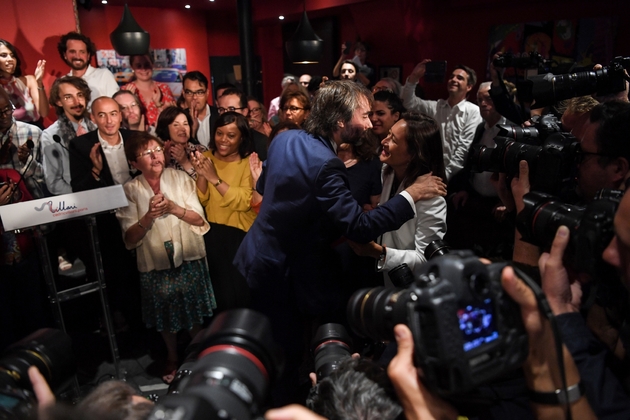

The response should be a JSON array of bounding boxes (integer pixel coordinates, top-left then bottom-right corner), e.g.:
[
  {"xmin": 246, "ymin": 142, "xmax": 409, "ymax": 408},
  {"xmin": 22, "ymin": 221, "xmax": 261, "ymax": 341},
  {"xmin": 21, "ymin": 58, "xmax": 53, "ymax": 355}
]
[
  {"xmin": 539, "ymin": 226, "xmax": 581, "ymax": 315},
  {"xmin": 265, "ymin": 404, "xmax": 327, "ymax": 420},
  {"xmin": 501, "ymin": 266, "xmax": 595, "ymax": 420},
  {"xmin": 388, "ymin": 324, "xmax": 458, "ymax": 420},
  {"xmin": 29, "ymin": 366, "xmax": 55, "ymax": 420}
]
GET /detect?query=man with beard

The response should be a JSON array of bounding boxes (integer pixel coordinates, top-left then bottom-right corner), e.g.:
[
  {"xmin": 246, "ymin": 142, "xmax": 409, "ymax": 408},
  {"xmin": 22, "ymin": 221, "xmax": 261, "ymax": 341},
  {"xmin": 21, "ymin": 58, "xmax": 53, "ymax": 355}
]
[
  {"xmin": 234, "ymin": 81, "xmax": 446, "ymax": 404},
  {"xmin": 57, "ymin": 32, "xmax": 118, "ymax": 105},
  {"xmin": 41, "ymin": 76, "xmax": 96, "ymax": 195}
]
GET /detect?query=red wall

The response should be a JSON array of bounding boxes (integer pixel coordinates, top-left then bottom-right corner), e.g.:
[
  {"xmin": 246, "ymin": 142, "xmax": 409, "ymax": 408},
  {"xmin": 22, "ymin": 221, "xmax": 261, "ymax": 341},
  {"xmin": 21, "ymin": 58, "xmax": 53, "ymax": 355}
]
[
  {"xmin": 254, "ymin": 0, "xmax": 630, "ymax": 104},
  {"xmin": 79, "ymin": 5, "xmax": 211, "ymax": 98},
  {"xmin": 4, "ymin": 0, "xmax": 78, "ymax": 126}
]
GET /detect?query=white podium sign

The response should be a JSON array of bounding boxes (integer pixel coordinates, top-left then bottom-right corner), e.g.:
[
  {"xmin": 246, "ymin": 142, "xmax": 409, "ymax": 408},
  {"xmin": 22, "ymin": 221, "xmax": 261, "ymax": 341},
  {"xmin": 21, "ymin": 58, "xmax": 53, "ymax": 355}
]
[{"xmin": 0, "ymin": 185, "xmax": 129, "ymax": 231}]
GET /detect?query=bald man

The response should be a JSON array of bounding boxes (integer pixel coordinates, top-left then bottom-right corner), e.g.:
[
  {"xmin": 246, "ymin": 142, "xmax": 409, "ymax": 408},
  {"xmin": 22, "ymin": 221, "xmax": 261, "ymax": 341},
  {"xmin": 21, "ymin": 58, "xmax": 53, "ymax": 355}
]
[{"xmin": 70, "ymin": 96, "xmax": 136, "ymax": 192}]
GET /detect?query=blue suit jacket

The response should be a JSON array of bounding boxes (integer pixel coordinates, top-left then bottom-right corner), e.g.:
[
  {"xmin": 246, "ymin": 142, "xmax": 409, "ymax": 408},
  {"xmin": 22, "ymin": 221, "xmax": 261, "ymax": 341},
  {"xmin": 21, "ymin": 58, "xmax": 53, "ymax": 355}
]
[{"xmin": 234, "ymin": 129, "xmax": 414, "ymax": 315}]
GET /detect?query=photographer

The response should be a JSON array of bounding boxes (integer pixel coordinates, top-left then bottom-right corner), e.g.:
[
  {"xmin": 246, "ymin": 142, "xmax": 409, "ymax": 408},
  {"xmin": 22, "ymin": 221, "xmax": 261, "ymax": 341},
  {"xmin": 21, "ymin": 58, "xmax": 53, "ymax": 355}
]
[{"xmin": 534, "ymin": 195, "xmax": 630, "ymax": 418}]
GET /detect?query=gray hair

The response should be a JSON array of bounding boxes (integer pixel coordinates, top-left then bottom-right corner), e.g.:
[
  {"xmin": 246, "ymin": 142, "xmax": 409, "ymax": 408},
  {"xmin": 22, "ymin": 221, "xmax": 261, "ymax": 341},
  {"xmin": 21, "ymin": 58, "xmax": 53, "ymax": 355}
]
[{"xmin": 303, "ymin": 80, "xmax": 372, "ymax": 139}]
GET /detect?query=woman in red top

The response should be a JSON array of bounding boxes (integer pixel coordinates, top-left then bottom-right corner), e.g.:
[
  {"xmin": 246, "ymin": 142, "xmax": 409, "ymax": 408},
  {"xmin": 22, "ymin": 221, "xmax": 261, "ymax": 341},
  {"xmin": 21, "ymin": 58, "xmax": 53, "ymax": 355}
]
[{"xmin": 122, "ymin": 54, "xmax": 175, "ymax": 129}]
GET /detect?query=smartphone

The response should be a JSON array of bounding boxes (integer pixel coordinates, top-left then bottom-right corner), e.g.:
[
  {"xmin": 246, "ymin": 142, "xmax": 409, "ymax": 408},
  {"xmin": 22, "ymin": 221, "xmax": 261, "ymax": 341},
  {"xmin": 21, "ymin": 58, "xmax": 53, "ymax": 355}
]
[
  {"xmin": 343, "ymin": 41, "xmax": 352, "ymax": 55},
  {"xmin": 425, "ymin": 60, "xmax": 448, "ymax": 83}
]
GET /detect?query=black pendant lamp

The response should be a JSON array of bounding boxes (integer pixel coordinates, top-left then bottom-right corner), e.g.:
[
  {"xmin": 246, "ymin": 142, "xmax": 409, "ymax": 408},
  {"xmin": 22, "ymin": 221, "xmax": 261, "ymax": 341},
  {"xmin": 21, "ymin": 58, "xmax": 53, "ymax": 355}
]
[
  {"xmin": 109, "ymin": 4, "xmax": 150, "ymax": 56},
  {"xmin": 285, "ymin": 9, "xmax": 323, "ymax": 64}
]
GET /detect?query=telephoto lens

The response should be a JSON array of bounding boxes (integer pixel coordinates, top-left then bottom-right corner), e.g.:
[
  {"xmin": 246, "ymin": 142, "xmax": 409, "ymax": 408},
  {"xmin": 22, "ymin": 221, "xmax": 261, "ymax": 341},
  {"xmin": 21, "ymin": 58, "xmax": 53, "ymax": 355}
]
[
  {"xmin": 311, "ymin": 324, "xmax": 353, "ymax": 381},
  {"xmin": 424, "ymin": 240, "xmax": 451, "ymax": 260},
  {"xmin": 148, "ymin": 309, "xmax": 283, "ymax": 420}
]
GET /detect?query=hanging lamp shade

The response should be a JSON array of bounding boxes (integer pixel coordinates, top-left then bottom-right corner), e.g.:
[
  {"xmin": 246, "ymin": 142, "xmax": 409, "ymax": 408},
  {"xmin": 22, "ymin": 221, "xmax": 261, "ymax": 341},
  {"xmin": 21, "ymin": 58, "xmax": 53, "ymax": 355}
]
[
  {"xmin": 285, "ymin": 11, "xmax": 323, "ymax": 64},
  {"xmin": 109, "ymin": 4, "xmax": 150, "ymax": 56}
]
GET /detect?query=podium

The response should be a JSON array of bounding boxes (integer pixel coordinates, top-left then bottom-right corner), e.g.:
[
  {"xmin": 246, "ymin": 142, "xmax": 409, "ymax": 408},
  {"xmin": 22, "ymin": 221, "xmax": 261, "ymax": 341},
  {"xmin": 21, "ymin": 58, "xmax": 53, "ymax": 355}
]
[{"xmin": 0, "ymin": 186, "xmax": 129, "ymax": 382}]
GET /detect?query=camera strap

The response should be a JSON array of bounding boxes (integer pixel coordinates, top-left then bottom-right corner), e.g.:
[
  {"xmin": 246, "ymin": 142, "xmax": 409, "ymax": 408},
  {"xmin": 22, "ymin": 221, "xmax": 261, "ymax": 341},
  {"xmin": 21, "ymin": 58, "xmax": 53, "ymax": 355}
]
[{"xmin": 511, "ymin": 265, "xmax": 574, "ymax": 420}]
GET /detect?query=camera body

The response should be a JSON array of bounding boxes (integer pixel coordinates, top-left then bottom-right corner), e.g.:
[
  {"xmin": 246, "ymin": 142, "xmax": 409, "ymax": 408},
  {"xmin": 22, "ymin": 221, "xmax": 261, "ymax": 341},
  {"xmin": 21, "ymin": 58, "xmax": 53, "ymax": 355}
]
[
  {"xmin": 348, "ymin": 251, "xmax": 527, "ymax": 396},
  {"xmin": 469, "ymin": 117, "xmax": 579, "ymax": 195},
  {"xmin": 517, "ymin": 190, "xmax": 621, "ymax": 275}
]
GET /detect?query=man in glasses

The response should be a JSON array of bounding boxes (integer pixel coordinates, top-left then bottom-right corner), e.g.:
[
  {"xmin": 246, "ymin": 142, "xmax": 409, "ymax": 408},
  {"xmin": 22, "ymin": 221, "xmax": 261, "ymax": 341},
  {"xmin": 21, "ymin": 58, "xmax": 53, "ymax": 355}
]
[
  {"xmin": 41, "ymin": 76, "xmax": 96, "ymax": 195},
  {"xmin": 113, "ymin": 90, "xmax": 152, "ymax": 134},
  {"xmin": 182, "ymin": 71, "xmax": 218, "ymax": 149},
  {"xmin": 57, "ymin": 32, "xmax": 118, "ymax": 105},
  {"xmin": 217, "ymin": 88, "xmax": 268, "ymax": 160}
]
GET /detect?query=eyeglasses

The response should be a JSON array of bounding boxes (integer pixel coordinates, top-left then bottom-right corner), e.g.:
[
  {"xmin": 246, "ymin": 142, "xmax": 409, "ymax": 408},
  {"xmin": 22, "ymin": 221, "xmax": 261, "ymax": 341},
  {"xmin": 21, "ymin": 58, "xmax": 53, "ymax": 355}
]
[
  {"xmin": 136, "ymin": 146, "xmax": 164, "ymax": 159},
  {"xmin": 61, "ymin": 93, "xmax": 86, "ymax": 103},
  {"xmin": 120, "ymin": 102, "xmax": 140, "ymax": 112},
  {"xmin": 218, "ymin": 106, "xmax": 246, "ymax": 114},
  {"xmin": 0, "ymin": 104, "xmax": 15, "ymax": 117},
  {"xmin": 132, "ymin": 63, "xmax": 152, "ymax": 70},
  {"xmin": 282, "ymin": 106, "xmax": 305, "ymax": 113},
  {"xmin": 249, "ymin": 107, "xmax": 262, "ymax": 114},
  {"xmin": 183, "ymin": 89, "xmax": 207, "ymax": 97}
]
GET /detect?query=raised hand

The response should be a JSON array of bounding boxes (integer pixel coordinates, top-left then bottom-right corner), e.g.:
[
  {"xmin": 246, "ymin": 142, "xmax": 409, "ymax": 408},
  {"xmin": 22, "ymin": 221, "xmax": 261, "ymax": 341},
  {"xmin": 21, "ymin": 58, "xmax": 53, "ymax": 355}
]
[
  {"xmin": 169, "ymin": 142, "xmax": 188, "ymax": 166},
  {"xmin": 408, "ymin": 59, "xmax": 431, "ymax": 84},
  {"xmin": 89, "ymin": 142, "xmax": 103, "ymax": 172},
  {"xmin": 34, "ymin": 60, "xmax": 46, "ymax": 83},
  {"xmin": 192, "ymin": 150, "xmax": 218, "ymax": 182}
]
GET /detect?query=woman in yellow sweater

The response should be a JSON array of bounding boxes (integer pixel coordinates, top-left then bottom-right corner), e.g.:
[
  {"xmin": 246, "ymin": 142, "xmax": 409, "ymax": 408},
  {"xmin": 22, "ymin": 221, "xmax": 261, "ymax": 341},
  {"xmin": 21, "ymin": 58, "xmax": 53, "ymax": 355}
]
[{"xmin": 192, "ymin": 112, "xmax": 258, "ymax": 312}]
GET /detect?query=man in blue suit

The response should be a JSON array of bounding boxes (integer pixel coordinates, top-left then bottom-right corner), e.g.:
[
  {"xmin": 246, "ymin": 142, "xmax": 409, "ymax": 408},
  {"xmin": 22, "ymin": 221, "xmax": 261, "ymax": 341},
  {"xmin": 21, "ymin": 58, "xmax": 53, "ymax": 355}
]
[{"xmin": 234, "ymin": 80, "xmax": 446, "ymax": 403}]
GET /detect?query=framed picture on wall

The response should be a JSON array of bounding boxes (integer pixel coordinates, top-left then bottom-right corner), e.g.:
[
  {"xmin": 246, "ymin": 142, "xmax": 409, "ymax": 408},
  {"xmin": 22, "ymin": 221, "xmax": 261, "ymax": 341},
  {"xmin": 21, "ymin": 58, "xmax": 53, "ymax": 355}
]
[{"xmin": 379, "ymin": 65, "xmax": 402, "ymax": 83}]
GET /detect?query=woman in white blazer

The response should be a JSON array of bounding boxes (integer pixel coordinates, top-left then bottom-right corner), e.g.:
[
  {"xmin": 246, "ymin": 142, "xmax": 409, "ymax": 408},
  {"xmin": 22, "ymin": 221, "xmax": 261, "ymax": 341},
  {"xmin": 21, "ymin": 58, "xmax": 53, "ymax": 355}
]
[{"xmin": 349, "ymin": 112, "xmax": 447, "ymax": 285}]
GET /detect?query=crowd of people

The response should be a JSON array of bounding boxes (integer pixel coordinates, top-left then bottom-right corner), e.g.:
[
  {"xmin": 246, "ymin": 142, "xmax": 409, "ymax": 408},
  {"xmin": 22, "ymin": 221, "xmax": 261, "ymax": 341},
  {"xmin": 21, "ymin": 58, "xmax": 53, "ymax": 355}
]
[{"xmin": 1, "ymin": 32, "xmax": 630, "ymax": 420}]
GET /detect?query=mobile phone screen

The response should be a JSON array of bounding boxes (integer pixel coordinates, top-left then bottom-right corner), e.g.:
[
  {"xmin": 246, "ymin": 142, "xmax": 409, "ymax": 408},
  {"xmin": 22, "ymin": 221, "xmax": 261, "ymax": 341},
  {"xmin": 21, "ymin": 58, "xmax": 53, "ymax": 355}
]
[{"xmin": 425, "ymin": 61, "xmax": 448, "ymax": 83}]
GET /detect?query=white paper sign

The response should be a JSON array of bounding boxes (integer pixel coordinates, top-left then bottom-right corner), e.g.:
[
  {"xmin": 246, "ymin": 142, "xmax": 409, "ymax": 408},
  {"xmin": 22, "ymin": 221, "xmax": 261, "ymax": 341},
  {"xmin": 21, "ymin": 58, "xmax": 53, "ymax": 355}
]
[{"xmin": 0, "ymin": 185, "xmax": 129, "ymax": 231}]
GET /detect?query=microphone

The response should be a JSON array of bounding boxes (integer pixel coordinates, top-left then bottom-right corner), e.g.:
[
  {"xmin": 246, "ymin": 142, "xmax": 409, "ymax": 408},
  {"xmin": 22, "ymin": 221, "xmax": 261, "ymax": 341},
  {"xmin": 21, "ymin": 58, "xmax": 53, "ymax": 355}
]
[{"xmin": 53, "ymin": 134, "xmax": 104, "ymax": 184}]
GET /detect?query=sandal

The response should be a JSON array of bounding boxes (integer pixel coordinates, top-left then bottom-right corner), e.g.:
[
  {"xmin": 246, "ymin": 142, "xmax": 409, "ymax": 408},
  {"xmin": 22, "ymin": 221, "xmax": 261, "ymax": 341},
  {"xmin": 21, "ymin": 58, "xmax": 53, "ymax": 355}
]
[{"xmin": 162, "ymin": 359, "xmax": 179, "ymax": 384}]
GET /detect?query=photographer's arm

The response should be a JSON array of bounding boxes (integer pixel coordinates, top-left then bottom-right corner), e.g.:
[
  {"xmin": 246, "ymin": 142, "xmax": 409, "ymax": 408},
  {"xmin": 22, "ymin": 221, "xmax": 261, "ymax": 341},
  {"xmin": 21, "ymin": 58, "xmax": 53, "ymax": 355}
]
[
  {"xmin": 388, "ymin": 324, "xmax": 458, "ymax": 420},
  {"xmin": 500, "ymin": 266, "xmax": 595, "ymax": 420},
  {"xmin": 539, "ymin": 227, "xmax": 630, "ymax": 418},
  {"xmin": 511, "ymin": 160, "xmax": 541, "ymax": 266}
]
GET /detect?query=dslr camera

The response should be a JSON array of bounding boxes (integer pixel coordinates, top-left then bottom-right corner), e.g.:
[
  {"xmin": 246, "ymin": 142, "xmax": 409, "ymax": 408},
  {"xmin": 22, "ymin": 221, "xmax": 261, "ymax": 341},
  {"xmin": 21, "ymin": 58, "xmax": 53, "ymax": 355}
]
[
  {"xmin": 347, "ymin": 251, "xmax": 527, "ymax": 396},
  {"xmin": 149, "ymin": 309, "xmax": 283, "ymax": 420},
  {"xmin": 469, "ymin": 120, "xmax": 580, "ymax": 195},
  {"xmin": 517, "ymin": 190, "xmax": 621, "ymax": 275},
  {"xmin": 493, "ymin": 51, "xmax": 549, "ymax": 70},
  {"xmin": 0, "ymin": 329, "xmax": 75, "ymax": 420},
  {"xmin": 516, "ymin": 56, "xmax": 630, "ymax": 108}
]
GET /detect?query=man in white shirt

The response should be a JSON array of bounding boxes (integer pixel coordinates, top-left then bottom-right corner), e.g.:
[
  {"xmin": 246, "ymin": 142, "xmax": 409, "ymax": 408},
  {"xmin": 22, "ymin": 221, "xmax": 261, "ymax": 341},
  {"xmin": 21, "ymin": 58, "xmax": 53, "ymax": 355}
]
[
  {"xmin": 402, "ymin": 61, "xmax": 482, "ymax": 179},
  {"xmin": 57, "ymin": 32, "xmax": 119, "ymax": 105},
  {"xmin": 41, "ymin": 76, "xmax": 96, "ymax": 195}
]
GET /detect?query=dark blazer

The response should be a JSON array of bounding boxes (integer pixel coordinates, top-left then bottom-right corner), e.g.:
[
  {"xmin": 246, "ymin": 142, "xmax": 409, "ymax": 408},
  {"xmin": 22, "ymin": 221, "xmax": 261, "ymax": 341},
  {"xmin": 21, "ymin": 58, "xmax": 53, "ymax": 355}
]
[
  {"xmin": 69, "ymin": 129, "xmax": 136, "ymax": 192},
  {"xmin": 234, "ymin": 129, "xmax": 414, "ymax": 315}
]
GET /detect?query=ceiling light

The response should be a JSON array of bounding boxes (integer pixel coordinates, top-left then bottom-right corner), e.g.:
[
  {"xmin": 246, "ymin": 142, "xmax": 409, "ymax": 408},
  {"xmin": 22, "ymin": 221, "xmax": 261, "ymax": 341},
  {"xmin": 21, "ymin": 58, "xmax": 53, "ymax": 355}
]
[
  {"xmin": 110, "ymin": 4, "xmax": 150, "ymax": 56},
  {"xmin": 101, "ymin": 0, "xmax": 107, "ymax": 3},
  {"xmin": 279, "ymin": 16, "xmax": 285, "ymax": 20},
  {"xmin": 285, "ymin": 11, "xmax": 324, "ymax": 64},
  {"xmin": 185, "ymin": 4, "xmax": 191, "ymax": 8}
]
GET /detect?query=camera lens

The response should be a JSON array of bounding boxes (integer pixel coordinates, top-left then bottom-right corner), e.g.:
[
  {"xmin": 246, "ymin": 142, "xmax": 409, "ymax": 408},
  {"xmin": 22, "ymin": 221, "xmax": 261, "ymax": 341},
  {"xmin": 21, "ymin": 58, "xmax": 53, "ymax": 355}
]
[
  {"xmin": 0, "ymin": 329, "xmax": 75, "ymax": 392},
  {"xmin": 311, "ymin": 324, "xmax": 352, "ymax": 381},
  {"xmin": 388, "ymin": 264, "xmax": 415, "ymax": 288},
  {"xmin": 347, "ymin": 287, "xmax": 412, "ymax": 342},
  {"xmin": 424, "ymin": 240, "xmax": 450, "ymax": 260},
  {"xmin": 152, "ymin": 309, "xmax": 283, "ymax": 420}
]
